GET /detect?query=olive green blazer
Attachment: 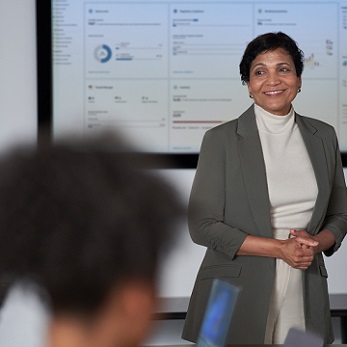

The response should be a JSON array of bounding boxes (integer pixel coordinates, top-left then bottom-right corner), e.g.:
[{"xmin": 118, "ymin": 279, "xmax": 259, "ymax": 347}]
[{"xmin": 182, "ymin": 105, "xmax": 347, "ymax": 344}]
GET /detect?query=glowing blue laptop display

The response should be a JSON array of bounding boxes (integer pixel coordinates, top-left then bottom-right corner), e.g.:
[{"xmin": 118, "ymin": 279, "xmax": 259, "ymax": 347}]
[{"xmin": 197, "ymin": 279, "xmax": 241, "ymax": 347}]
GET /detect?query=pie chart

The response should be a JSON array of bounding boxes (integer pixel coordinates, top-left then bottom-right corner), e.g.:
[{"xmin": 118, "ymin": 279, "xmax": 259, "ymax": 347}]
[{"xmin": 94, "ymin": 44, "xmax": 112, "ymax": 63}]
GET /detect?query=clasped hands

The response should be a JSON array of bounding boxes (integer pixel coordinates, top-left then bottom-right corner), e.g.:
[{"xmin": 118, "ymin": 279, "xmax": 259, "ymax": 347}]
[{"xmin": 280, "ymin": 229, "xmax": 318, "ymax": 270}]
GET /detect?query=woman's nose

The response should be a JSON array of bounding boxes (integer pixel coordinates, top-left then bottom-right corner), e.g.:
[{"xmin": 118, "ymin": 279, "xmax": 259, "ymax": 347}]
[{"xmin": 266, "ymin": 72, "xmax": 280, "ymax": 85}]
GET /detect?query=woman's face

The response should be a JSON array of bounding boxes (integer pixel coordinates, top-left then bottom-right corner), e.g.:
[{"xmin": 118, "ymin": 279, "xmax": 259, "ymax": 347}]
[{"xmin": 247, "ymin": 48, "xmax": 302, "ymax": 116}]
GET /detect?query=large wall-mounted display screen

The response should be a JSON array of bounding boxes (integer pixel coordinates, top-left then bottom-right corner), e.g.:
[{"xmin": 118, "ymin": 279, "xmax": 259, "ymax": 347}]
[{"xmin": 50, "ymin": 0, "xmax": 347, "ymax": 154}]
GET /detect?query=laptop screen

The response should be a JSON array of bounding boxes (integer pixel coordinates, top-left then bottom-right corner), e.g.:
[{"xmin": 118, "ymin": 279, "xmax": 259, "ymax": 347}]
[{"xmin": 196, "ymin": 279, "xmax": 241, "ymax": 347}]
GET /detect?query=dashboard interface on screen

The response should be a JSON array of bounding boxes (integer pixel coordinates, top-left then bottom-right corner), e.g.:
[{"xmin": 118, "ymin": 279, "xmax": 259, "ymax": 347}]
[{"xmin": 52, "ymin": 0, "xmax": 347, "ymax": 153}]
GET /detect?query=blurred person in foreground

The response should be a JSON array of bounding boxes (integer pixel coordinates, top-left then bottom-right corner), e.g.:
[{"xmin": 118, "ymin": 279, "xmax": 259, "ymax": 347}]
[
  {"xmin": 182, "ymin": 32, "xmax": 347, "ymax": 344},
  {"xmin": 0, "ymin": 134, "xmax": 182, "ymax": 347}
]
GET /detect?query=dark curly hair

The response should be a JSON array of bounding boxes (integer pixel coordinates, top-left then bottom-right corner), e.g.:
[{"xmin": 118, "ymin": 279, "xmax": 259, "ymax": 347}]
[
  {"xmin": 239, "ymin": 32, "xmax": 304, "ymax": 84},
  {"xmin": 0, "ymin": 135, "xmax": 182, "ymax": 315}
]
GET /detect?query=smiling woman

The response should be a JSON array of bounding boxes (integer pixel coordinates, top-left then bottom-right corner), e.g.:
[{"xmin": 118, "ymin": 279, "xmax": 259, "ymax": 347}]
[{"xmin": 182, "ymin": 32, "xmax": 347, "ymax": 345}]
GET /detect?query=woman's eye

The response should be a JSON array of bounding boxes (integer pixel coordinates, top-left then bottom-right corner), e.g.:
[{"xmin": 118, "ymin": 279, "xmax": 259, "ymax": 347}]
[{"xmin": 255, "ymin": 70, "xmax": 265, "ymax": 76}]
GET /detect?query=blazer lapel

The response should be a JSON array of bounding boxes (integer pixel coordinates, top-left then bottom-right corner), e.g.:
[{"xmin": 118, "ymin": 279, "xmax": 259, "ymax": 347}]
[
  {"xmin": 236, "ymin": 106, "xmax": 273, "ymax": 239},
  {"xmin": 234, "ymin": 109, "xmax": 329, "ymax": 241},
  {"xmin": 295, "ymin": 114, "xmax": 330, "ymax": 234}
]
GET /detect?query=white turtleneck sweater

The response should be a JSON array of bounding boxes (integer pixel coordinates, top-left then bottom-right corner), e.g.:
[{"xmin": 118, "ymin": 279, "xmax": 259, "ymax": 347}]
[{"xmin": 254, "ymin": 104, "xmax": 318, "ymax": 233}]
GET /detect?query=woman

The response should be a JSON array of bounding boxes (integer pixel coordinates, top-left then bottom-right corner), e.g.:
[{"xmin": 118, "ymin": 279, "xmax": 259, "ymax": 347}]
[{"xmin": 182, "ymin": 32, "xmax": 347, "ymax": 344}]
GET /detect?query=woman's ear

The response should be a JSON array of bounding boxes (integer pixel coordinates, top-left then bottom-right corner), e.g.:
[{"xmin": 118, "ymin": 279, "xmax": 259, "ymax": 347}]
[
  {"xmin": 116, "ymin": 281, "xmax": 155, "ymax": 321},
  {"xmin": 92, "ymin": 281, "xmax": 156, "ymax": 347},
  {"xmin": 297, "ymin": 76, "xmax": 302, "ymax": 91}
]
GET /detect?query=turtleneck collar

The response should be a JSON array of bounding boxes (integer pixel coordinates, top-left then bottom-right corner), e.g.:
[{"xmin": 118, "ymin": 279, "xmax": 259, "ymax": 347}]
[{"xmin": 254, "ymin": 104, "xmax": 297, "ymax": 135}]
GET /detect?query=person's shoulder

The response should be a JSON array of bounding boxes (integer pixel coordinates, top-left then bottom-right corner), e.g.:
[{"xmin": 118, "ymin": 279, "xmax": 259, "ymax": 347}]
[
  {"xmin": 205, "ymin": 105, "xmax": 255, "ymax": 139},
  {"xmin": 204, "ymin": 114, "xmax": 243, "ymax": 141},
  {"xmin": 296, "ymin": 113, "xmax": 336, "ymax": 137},
  {"xmin": 201, "ymin": 119, "xmax": 239, "ymax": 147}
]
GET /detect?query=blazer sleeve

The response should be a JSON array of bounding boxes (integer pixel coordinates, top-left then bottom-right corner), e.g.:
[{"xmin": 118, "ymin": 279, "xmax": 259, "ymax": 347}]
[
  {"xmin": 321, "ymin": 135, "xmax": 347, "ymax": 256},
  {"xmin": 188, "ymin": 129, "xmax": 248, "ymax": 260}
]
